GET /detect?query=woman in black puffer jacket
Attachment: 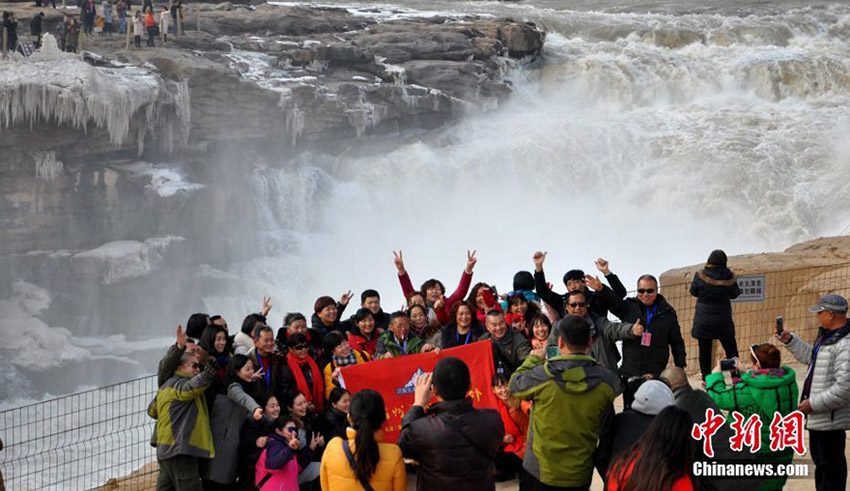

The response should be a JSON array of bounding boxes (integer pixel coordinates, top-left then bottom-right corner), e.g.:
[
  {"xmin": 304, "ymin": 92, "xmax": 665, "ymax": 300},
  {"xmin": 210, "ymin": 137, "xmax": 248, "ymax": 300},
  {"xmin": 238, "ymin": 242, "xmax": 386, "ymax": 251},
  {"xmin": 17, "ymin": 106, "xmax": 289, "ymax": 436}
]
[{"xmin": 691, "ymin": 249, "xmax": 742, "ymax": 381}]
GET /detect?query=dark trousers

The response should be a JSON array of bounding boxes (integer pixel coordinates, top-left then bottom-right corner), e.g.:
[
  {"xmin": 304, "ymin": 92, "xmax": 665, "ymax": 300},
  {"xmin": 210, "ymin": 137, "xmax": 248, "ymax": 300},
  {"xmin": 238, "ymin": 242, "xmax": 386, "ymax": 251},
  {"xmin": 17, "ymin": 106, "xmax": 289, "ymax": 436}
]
[
  {"xmin": 495, "ymin": 451, "xmax": 524, "ymax": 481},
  {"xmin": 698, "ymin": 337, "xmax": 739, "ymax": 380},
  {"xmin": 147, "ymin": 27, "xmax": 156, "ymax": 46},
  {"xmin": 526, "ymin": 473, "xmax": 590, "ymax": 491},
  {"xmin": 810, "ymin": 429, "xmax": 847, "ymax": 491},
  {"xmin": 156, "ymin": 455, "xmax": 202, "ymax": 491}
]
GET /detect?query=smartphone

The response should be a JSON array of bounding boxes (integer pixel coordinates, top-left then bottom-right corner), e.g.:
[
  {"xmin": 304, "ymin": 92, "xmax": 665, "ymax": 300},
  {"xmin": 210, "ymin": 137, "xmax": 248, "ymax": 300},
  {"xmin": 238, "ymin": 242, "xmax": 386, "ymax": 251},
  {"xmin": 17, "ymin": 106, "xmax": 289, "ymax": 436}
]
[
  {"xmin": 720, "ymin": 359, "xmax": 737, "ymax": 371},
  {"xmin": 775, "ymin": 316, "xmax": 784, "ymax": 336}
]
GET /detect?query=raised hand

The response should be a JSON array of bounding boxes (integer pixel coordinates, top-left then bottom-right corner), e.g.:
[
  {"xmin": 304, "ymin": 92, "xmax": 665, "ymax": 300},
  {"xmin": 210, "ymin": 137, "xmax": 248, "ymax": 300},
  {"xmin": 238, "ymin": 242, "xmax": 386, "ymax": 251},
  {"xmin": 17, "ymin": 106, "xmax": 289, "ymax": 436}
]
[
  {"xmin": 776, "ymin": 331, "xmax": 792, "ymax": 344},
  {"xmin": 253, "ymin": 408, "xmax": 264, "ymax": 421},
  {"xmin": 584, "ymin": 274, "xmax": 603, "ymax": 291},
  {"xmin": 256, "ymin": 436, "xmax": 268, "ymax": 448},
  {"xmin": 393, "ymin": 250, "xmax": 406, "ymax": 274},
  {"xmin": 339, "ymin": 290, "xmax": 353, "ymax": 306},
  {"xmin": 310, "ymin": 432, "xmax": 323, "ymax": 450},
  {"xmin": 595, "ymin": 258, "xmax": 611, "ymax": 275},
  {"xmin": 632, "ymin": 320, "xmax": 644, "ymax": 337},
  {"xmin": 261, "ymin": 296, "xmax": 272, "ymax": 317},
  {"xmin": 252, "ymin": 367, "xmax": 265, "ymax": 381},
  {"xmin": 288, "ymin": 437, "xmax": 300, "ymax": 450},
  {"xmin": 466, "ymin": 250, "xmax": 478, "ymax": 274},
  {"xmin": 531, "ymin": 345, "xmax": 546, "ymax": 359},
  {"xmin": 533, "ymin": 251, "xmax": 547, "ymax": 272},
  {"xmin": 176, "ymin": 324, "xmax": 186, "ymax": 349},
  {"xmin": 413, "ymin": 372, "xmax": 433, "ymax": 407},
  {"xmin": 332, "ymin": 367, "xmax": 341, "ymax": 381},
  {"xmin": 433, "ymin": 294, "xmax": 445, "ymax": 311}
]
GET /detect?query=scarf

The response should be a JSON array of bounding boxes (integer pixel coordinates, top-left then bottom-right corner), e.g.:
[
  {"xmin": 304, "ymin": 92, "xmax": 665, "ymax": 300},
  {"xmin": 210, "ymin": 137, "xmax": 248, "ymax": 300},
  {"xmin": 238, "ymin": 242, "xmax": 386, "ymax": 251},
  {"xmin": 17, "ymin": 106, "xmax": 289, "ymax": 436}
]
[
  {"xmin": 286, "ymin": 353, "xmax": 324, "ymax": 412},
  {"xmin": 332, "ymin": 351, "xmax": 357, "ymax": 367}
]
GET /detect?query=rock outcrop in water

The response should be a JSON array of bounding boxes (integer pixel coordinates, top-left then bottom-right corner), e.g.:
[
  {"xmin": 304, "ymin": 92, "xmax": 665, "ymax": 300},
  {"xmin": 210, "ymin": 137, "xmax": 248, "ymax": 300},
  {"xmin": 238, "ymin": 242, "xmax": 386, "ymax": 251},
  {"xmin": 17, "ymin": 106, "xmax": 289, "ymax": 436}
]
[{"xmin": 0, "ymin": 4, "xmax": 544, "ymax": 164}]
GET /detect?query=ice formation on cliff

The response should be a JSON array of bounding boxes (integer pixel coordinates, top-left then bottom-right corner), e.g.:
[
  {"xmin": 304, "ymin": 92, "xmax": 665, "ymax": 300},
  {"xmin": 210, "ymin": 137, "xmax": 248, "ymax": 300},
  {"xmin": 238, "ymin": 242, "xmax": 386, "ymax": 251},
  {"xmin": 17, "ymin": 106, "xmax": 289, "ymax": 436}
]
[{"xmin": 0, "ymin": 47, "xmax": 166, "ymax": 146}]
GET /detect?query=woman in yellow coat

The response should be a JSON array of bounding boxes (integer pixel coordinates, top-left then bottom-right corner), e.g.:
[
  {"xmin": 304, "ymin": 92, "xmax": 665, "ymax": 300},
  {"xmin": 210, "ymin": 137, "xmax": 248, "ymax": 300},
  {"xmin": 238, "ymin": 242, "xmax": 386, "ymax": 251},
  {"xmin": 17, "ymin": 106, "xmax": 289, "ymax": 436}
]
[
  {"xmin": 320, "ymin": 389, "xmax": 406, "ymax": 491},
  {"xmin": 323, "ymin": 331, "xmax": 371, "ymax": 399}
]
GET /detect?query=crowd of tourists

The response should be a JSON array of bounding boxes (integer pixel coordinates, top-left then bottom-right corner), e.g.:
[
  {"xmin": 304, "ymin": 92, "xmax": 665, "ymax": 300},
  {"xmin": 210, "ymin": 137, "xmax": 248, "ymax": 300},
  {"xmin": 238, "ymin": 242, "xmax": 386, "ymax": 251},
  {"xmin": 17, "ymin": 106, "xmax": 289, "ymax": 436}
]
[
  {"xmin": 2, "ymin": 0, "xmax": 185, "ymax": 56},
  {"xmin": 150, "ymin": 249, "xmax": 850, "ymax": 491}
]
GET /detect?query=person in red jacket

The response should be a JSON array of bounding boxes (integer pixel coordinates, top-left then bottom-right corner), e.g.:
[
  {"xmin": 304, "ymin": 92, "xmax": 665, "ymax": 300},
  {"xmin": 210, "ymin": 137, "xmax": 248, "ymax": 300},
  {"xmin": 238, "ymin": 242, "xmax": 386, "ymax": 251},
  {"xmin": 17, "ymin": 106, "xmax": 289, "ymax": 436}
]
[
  {"xmin": 346, "ymin": 308, "xmax": 382, "ymax": 357},
  {"xmin": 491, "ymin": 374, "xmax": 528, "ymax": 482},
  {"xmin": 393, "ymin": 250, "xmax": 477, "ymax": 325},
  {"xmin": 607, "ymin": 406, "xmax": 696, "ymax": 491},
  {"xmin": 143, "ymin": 7, "xmax": 156, "ymax": 46}
]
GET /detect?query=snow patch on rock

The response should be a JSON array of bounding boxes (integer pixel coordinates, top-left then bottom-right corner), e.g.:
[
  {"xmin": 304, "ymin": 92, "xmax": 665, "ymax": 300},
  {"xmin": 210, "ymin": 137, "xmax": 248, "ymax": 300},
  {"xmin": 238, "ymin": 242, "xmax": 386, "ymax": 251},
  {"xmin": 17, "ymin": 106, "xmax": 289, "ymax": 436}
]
[{"xmin": 71, "ymin": 236, "xmax": 185, "ymax": 284}]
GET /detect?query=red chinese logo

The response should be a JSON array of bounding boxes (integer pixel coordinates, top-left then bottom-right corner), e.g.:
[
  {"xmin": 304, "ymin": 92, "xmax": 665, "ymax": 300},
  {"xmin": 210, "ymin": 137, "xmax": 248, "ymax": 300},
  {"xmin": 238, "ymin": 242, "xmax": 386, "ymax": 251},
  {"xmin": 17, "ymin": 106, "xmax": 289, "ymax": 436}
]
[
  {"xmin": 691, "ymin": 408, "xmax": 727, "ymax": 458},
  {"xmin": 692, "ymin": 410, "xmax": 807, "ymax": 457},
  {"xmin": 729, "ymin": 412, "xmax": 762, "ymax": 453},
  {"xmin": 769, "ymin": 410, "xmax": 807, "ymax": 456}
]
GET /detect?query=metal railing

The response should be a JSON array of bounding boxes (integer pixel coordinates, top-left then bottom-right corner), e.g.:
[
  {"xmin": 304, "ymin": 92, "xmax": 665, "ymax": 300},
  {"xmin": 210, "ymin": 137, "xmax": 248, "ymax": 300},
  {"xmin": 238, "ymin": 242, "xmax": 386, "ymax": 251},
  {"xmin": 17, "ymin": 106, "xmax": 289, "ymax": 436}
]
[{"xmin": 0, "ymin": 376, "xmax": 158, "ymax": 490}]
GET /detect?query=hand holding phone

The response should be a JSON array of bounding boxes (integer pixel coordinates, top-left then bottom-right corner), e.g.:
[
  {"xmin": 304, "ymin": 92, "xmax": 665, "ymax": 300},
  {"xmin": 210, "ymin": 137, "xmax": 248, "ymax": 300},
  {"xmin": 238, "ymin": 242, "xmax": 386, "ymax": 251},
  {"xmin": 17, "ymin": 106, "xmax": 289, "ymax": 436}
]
[{"xmin": 775, "ymin": 316, "xmax": 784, "ymax": 336}]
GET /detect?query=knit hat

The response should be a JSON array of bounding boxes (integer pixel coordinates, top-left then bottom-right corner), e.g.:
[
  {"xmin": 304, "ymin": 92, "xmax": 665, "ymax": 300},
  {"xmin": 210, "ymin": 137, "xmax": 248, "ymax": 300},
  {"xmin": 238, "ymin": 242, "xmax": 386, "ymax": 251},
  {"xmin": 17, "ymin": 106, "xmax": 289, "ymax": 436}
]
[{"xmin": 631, "ymin": 380, "xmax": 675, "ymax": 416}]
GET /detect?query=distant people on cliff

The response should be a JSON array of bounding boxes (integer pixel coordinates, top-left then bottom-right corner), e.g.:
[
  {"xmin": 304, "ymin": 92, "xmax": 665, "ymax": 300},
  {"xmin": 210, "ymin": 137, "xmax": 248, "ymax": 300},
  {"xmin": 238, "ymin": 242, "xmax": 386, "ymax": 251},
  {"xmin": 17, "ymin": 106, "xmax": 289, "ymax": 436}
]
[
  {"xmin": 101, "ymin": 0, "xmax": 113, "ymax": 36},
  {"xmin": 159, "ymin": 6, "xmax": 169, "ymax": 42},
  {"xmin": 779, "ymin": 294, "xmax": 850, "ymax": 491},
  {"xmin": 29, "ymin": 12, "xmax": 43, "ymax": 48},
  {"xmin": 690, "ymin": 249, "xmax": 742, "ymax": 381},
  {"xmin": 132, "ymin": 10, "xmax": 143, "ymax": 47},
  {"xmin": 116, "ymin": 0, "xmax": 126, "ymax": 33},
  {"xmin": 145, "ymin": 7, "xmax": 159, "ymax": 47},
  {"xmin": 170, "ymin": 0, "xmax": 183, "ymax": 36},
  {"xmin": 65, "ymin": 18, "xmax": 80, "ymax": 53},
  {"xmin": 2, "ymin": 12, "xmax": 18, "ymax": 53},
  {"xmin": 81, "ymin": 0, "xmax": 96, "ymax": 35}
]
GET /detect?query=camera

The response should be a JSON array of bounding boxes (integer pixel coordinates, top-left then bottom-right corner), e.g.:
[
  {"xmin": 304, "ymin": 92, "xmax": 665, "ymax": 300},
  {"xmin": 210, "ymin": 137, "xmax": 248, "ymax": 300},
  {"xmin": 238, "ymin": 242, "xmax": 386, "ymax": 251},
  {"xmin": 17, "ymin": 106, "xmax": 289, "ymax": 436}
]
[
  {"xmin": 775, "ymin": 316, "xmax": 784, "ymax": 336},
  {"xmin": 720, "ymin": 358, "xmax": 737, "ymax": 371}
]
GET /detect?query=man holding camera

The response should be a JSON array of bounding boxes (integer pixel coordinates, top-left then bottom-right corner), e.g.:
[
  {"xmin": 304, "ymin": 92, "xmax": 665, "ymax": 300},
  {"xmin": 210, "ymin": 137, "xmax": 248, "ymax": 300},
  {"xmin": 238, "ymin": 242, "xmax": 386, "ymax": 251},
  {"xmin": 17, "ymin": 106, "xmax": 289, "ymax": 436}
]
[{"xmin": 779, "ymin": 294, "xmax": 850, "ymax": 491}]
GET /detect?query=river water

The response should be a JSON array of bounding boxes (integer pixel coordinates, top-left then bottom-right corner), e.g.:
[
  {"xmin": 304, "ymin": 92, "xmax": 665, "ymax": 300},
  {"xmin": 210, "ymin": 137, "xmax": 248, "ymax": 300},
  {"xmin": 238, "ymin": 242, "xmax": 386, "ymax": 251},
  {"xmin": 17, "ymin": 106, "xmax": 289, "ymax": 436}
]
[{"xmin": 2, "ymin": 0, "xmax": 850, "ymax": 405}]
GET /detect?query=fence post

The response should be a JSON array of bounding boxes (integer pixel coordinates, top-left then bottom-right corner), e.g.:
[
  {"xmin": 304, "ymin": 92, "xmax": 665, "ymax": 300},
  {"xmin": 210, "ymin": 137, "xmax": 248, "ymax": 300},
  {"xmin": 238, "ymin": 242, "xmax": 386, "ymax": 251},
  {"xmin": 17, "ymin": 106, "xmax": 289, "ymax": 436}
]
[
  {"xmin": 78, "ymin": 29, "xmax": 84, "ymax": 52},
  {"xmin": 125, "ymin": 17, "xmax": 131, "ymax": 49},
  {"xmin": 2, "ymin": 27, "xmax": 7, "ymax": 60}
]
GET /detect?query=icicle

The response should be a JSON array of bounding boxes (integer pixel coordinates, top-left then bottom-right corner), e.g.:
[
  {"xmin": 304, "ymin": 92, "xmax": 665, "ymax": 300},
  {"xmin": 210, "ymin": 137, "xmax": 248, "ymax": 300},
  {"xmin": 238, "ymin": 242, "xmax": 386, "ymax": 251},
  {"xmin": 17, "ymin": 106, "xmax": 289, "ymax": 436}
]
[{"xmin": 32, "ymin": 151, "xmax": 64, "ymax": 181}]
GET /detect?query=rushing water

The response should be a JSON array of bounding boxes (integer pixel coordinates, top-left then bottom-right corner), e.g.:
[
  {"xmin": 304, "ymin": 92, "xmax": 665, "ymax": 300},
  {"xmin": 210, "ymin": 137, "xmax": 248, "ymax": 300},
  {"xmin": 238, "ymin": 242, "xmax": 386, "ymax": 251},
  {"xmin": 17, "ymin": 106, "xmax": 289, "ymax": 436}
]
[{"xmin": 3, "ymin": 0, "xmax": 850, "ymax": 403}]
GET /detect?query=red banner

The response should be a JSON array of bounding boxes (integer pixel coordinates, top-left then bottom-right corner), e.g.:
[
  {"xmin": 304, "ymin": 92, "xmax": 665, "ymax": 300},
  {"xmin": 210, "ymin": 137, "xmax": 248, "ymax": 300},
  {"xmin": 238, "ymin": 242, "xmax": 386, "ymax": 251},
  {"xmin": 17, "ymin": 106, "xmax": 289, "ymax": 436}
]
[{"xmin": 339, "ymin": 341, "xmax": 500, "ymax": 443}]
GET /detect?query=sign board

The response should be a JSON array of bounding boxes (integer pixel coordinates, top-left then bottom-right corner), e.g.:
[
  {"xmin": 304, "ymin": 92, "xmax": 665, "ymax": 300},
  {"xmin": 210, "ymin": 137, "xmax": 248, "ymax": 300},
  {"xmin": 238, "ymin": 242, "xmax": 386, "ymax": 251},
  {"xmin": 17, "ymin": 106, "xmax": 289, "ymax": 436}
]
[
  {"xmin": 732, "ymin": 274, "xmax": 765, "ymax": 302},
  {"xmin": 18, "ymin": 42, "xmax": 36, "ymax": 57}
]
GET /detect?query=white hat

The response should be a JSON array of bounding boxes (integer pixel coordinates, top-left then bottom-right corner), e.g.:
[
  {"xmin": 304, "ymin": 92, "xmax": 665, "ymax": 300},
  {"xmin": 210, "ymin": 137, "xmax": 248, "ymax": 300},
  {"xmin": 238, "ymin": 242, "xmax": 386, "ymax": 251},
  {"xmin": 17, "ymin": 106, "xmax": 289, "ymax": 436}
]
[{"xmin": 632, "ymin": 380, "xmax": 675, "ymax": 416}]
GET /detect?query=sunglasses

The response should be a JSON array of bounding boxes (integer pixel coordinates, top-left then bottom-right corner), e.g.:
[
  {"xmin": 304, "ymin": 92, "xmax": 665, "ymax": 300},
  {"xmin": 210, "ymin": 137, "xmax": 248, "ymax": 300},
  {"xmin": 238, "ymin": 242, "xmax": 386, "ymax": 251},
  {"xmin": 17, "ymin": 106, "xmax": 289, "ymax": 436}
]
[
  {"xmin": 637, "ymin": 289, "xmax": 656, "ymax": 294},
  {"xmin": 568, "ymin": 302, "xmax": 587, "ymax": 308},
  {"xmin": 286, "ymin": 426, "xmax": 297, "ymax": 434},
  {"xmin": 190, "ymin": 362, "xmax": 201, "ymax": 369},
  {"xmin": 292, "ymin": 344, "xmax": 309, "ymax": 350}
]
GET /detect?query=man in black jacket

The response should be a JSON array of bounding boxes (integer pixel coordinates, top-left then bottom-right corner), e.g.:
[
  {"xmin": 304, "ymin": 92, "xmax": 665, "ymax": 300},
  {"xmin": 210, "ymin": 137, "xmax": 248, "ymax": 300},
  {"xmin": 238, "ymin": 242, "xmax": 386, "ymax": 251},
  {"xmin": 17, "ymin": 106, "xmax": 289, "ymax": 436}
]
[
  {"xmin": 398, "ymin": 357, "xmax": 504, "ymax": 491},
  {"xmin": 588, "ymin": 274, "xmax": 687, "ymax": 408},
  {"xmin": 532, "ymin": 251, "xmax": 627, "ymax": 319}
]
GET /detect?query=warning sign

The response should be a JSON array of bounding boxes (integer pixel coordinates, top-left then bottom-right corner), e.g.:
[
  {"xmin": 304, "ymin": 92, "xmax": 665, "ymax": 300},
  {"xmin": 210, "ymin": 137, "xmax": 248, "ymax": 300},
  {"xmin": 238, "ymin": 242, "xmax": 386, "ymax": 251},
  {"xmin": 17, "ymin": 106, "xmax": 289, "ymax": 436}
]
[{"xmin": 733, "ymin": 274, "xmax": 765, "ymax": 302}]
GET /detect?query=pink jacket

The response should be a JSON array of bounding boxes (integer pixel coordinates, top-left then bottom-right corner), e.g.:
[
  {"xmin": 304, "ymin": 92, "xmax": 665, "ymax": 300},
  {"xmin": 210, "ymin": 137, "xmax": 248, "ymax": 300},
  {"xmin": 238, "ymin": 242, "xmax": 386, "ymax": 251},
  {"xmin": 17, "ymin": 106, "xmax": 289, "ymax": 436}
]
[{"xmin": 255, "ymin": 445, "xmax": 299, "ymax": 491}]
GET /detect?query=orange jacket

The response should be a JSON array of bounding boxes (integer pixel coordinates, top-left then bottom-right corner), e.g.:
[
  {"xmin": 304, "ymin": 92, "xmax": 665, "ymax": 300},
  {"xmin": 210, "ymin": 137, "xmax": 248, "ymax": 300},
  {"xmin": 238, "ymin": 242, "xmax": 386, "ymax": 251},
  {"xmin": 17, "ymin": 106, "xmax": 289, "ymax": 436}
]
[{"xmin": 319, "ymin": 428, "xmax": 406, "ymax": 491}]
